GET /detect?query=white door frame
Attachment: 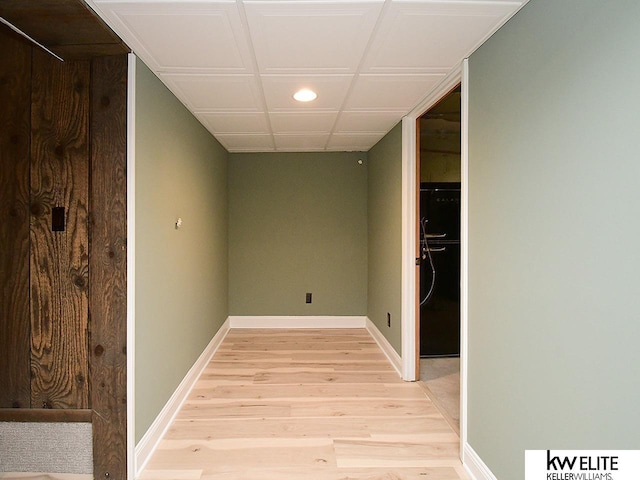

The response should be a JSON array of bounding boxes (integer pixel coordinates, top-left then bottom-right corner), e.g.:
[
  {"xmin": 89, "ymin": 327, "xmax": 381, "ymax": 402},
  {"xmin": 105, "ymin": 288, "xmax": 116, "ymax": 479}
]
[{"xmin": 400, "ymin": 60, "xmax": 469, "ymax": 450}]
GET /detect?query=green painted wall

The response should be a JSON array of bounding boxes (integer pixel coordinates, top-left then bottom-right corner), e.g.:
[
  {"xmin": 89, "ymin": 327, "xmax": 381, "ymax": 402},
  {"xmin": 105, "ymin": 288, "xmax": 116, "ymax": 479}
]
[
  {"xmin": 467, "ymin": 0, "xmax": 640, "ymax": 477},
  {"xmin": 367, "ymin": 124, "xmax": 403, "ymax": 354},
  {"xmin": 135, "ymin": 59, "xmax": 228, "ymax": 442},
  {"xmin": 228, "ymin": 152, "xmax": 367, "ymax": 316}
]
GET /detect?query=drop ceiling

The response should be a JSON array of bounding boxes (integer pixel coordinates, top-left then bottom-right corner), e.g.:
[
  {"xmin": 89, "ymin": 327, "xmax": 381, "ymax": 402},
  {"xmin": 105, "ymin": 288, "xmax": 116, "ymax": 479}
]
[{"xmin": 88, "ymin": 0, "xmax": 527, "ymax": 152}]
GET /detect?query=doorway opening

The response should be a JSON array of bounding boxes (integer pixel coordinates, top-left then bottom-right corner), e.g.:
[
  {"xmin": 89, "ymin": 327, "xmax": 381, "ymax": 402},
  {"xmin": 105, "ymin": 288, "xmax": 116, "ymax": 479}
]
[{"xmin": 417, "ymin": 84, "xmax": 461, "ymax": 433}]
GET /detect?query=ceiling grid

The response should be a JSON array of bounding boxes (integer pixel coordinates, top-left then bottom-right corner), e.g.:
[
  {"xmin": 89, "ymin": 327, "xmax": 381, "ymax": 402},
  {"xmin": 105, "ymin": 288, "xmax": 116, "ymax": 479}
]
[{"xmin": 89, "ymin": 0, "xmax": 526, "ymax": 152}]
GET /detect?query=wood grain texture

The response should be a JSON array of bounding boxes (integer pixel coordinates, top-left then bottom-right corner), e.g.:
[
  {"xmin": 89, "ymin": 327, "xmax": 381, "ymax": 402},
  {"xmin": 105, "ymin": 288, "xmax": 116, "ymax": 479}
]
[
  {"xmin": 0, "ymin": 26, "xmax": 32, "ymax": 409},
  {"xmin": 0, "ymin": 408, "xmax": 92, "ymax": 422},
  {"xmin": 89, "ymin": 54, "xmax": 128, "ymax": 480},
  {"xmin": 0, "ymin": 0, "xmax": 129, "ymax": 58},
  {"xmin": 140, "ymin": 329, "xmax": 469, "ymax": 480},
  {"xmin": 29, "ymin": 49, "xmax": 90, "ymax": 410}
]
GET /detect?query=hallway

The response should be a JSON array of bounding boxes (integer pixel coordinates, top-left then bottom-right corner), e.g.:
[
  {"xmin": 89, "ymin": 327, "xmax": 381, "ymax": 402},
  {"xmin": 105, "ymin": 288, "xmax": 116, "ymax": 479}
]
[{"xmin": 139, "ymin": 329, "xmax": 468, "ymax": 479}]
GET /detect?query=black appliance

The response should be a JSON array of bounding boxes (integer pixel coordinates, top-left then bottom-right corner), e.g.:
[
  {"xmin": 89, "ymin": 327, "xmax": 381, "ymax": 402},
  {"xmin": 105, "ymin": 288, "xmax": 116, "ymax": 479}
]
[{"xmin": 419, "ymin": 182, "xmax": 460, "ymax": 357}]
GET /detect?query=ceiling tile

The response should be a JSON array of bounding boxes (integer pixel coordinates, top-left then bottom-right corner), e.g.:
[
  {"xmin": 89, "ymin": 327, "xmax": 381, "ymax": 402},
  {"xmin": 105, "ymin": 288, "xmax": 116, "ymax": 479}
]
[
  {"xmin": 162, "ymin": 74, "xmax": 263, "ymax": 111},
  {"xmin": 273, "ymin": 134, "xmax": 330, "ymax": 151},
  {"xmin": 346, "ymin": 74, "xmax": 445, "ymax": 111},
  {"xmin": 262, "ymin": 75, "xmax": 352, "ymax": 111},
  {"xmin": 197, "ymin": 112, "xmax": 270, "ymax": 134},
  {"xmin": 269, "ymin": 112, "xmax": 338, "ymax": 134},
  {"xmin": 99, "ymin": 2, "xmax": 252, "ymax": 72},
  {"xmin": 334, "ymin": 111, "xmax": 404, "ymax": 133},
  {"xmin": 244, "ymin": 1, "xmax": 384, "ymax": 74},
  {"xmin": 216, "ymin": 134, "xmax": 275, "ymax": 152},
  {"xmin": 362, "ymin": 0, "xmax": 522, "ymax": 73}
]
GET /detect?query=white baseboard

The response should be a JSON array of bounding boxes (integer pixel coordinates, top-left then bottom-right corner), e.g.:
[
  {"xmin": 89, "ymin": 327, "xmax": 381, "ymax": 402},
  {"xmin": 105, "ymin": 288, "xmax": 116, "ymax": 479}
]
[
  {"xmin": 228, "ymin": 316, "xmax": 367, "ymax": 329},
  {"xmin": 463, "ymin": 442, "xmax": 497, "ymax": 480},
  {"xmin": 134, "ymin": 318, "xmax": 230, "ymax": 477},
  {"xmin": 365, "ymin": 317, "xmax": 402, "ymax": 377}
]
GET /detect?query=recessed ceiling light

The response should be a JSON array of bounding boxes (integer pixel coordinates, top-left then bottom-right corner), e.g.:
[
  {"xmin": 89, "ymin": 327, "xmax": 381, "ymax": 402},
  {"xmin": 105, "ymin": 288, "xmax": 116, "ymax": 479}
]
[{"xmin": 293, "ymin": 89, "xmax": 317, "ymax": 102}]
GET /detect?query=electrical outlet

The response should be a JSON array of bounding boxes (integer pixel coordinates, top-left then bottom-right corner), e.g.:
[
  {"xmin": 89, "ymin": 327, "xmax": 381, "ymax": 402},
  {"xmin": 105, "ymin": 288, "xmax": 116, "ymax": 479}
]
[
  {"xmin": 306, "ymin": 293, "xmax": 312, "ymax": 304},
  {"xmin": 387, "ymin": 312, "xmax": 391, "ymax": 327}
]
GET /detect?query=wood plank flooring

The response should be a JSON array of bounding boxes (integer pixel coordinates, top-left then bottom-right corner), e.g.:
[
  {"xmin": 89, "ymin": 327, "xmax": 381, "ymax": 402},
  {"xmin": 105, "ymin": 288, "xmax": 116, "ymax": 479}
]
[{"xmin": 139, "ymin": 329, "xmax": 469, "ymax": 480}]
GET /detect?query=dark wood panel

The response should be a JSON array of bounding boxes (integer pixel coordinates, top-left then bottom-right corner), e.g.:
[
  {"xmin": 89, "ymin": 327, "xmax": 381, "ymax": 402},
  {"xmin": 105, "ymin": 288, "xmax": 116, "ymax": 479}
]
[
  {"xmin": 0, "ymin": 0, "xmax": 129, "ymax": 58},
  {"xmin": 0, "ymin": 25, "xmax": 32, "ymax": 409},
  {"xmin": 89, "ymin": 54, "xmax": 128, "ymax": 480},
  {"xmin": 0, "ymin": 408, "xmax": 92, "ymax": 422},
  {"xmin": 30, "ymin": 49, "xmax": 90, "ymax": 410}
]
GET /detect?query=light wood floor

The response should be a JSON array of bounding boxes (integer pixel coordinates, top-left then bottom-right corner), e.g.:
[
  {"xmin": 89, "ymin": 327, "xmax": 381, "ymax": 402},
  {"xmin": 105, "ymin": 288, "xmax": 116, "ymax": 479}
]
[{"xmin": 139, "ymin": 329, "xmax": 469, "ymax": 480}]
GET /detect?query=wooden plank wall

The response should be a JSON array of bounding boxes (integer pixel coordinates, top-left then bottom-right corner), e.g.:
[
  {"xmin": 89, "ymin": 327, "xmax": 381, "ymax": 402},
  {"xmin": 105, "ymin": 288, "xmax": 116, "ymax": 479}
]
[
  {"xmin": 0, "ymin": 25, "xmax": 32, "ymax": 410},
  {"xmin": 30, "ymin": 49, "xmax": 90, "ymax": 410},
  {"xmin": 89, "ymin": 54, "xmax": 128, "ymax": 480},
  {"xmin": 0, "ymin": 24, "xmax": 128, "ymax": 478}
]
